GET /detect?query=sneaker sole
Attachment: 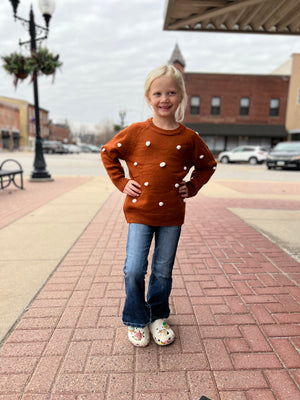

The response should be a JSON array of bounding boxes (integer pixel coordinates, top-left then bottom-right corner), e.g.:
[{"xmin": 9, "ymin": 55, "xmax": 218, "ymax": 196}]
[{"xmin": 152, "ymin": 336, "xmax": 175, "ymax": 346}]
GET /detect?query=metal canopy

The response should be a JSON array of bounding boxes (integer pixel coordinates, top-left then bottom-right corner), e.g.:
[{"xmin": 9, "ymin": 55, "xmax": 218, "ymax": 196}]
[{"xmin": 163, "ymin": 0, "xmax": 300, "ymax": 35}]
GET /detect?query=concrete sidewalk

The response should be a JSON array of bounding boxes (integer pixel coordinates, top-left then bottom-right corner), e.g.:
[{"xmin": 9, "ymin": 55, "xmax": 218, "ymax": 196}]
[{"xmin": 0, "ymin": 176, "xmax": 299, "ymax": 399}]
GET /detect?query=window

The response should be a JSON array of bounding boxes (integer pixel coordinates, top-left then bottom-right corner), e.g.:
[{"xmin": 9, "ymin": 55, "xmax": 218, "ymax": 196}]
[
  {"xmin": 240, "ymin": 97, "xmax": 250, "ymax": 116},
  {"xmin": 211, "ymin": 97, "xmax": 221, "ymax": 115},
  {"xmin": 269, "ymin": 98, "xmax": 279, "ymax": 116},
  {"xmin": 297, "ymin": 89, "xmax": 300, "ymax": 104},
  {"xmin": 190, "ymin": 96, "xmax": 200, "ymax": 115}
]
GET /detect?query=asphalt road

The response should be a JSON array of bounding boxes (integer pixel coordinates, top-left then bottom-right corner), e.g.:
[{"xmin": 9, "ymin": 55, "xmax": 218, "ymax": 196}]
[{"xmin": 1, "ymin": 151, "xmax": 300, "ymax": 181}]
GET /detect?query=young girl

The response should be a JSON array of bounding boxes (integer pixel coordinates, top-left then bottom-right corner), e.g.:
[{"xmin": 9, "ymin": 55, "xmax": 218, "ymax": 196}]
[{"xmin": 101, "ymin": 65, "xmax": 216, "ymax": 347}]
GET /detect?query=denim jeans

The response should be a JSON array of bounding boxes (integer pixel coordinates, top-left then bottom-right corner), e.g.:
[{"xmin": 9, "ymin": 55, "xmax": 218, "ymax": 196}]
[{"xmin": 122, "ymin": 223, "xmax": 181, "ymax": 327}]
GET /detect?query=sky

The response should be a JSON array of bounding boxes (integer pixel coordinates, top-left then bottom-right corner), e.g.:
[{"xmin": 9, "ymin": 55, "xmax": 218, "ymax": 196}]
[{"xmin": 1, "ymin": 0, "xmax": 300, "ymax": 131}]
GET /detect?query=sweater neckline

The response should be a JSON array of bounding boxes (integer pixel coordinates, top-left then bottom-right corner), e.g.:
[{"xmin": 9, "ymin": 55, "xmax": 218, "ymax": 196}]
[{"xmin": 147, "ymin": 118, "xmax": 184, "ymax": 136}]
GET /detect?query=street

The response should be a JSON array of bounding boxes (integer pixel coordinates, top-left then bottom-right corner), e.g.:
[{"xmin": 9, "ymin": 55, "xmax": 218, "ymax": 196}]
[{"xmin": 1, "ymin": 151, "xmax": 300, "ymax": 181}]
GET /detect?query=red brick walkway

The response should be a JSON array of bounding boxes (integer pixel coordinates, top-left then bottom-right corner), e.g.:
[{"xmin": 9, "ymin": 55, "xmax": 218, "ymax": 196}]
[{"xmin": 0, "ymin": 187, "xmax": 299, "ymax": 399}]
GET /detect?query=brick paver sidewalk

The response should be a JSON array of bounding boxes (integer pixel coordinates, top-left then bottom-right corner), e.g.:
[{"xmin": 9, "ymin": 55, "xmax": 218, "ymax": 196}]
[{"xmin": 0, "ymin": 187, "xmax": 299, "ymax": 399}]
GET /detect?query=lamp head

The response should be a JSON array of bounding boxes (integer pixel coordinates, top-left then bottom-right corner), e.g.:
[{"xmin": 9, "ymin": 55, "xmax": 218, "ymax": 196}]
[
  {"xmin": 9, "ymin": 0, "xmax": 20, "ymax": 17},
  {"xmin": 38, "ymin": 0, "xmax": 56, "ymax": 28}
]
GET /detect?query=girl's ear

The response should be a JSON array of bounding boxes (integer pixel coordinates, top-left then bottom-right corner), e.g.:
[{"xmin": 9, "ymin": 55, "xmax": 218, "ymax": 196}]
[{"xmin": 146, "ymin": 95, "xmax": 152, "ymax": 106}]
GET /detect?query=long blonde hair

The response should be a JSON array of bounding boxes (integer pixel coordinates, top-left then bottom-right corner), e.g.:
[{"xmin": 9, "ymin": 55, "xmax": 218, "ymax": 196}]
[{"xmin": 144, "ymin": 65, "xmax": 187, "ymax": 122}]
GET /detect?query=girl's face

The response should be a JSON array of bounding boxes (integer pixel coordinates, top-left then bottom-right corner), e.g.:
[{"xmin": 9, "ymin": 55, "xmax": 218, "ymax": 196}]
[{"xmin": 147, "ymin": 75, "xmax": 182, "ymax": 122}]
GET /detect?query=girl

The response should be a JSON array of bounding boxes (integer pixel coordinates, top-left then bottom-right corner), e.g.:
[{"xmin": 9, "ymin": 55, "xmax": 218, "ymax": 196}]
[{"xmin": 101, "ymin": 65, "xmax": 216, "ymax": 347}]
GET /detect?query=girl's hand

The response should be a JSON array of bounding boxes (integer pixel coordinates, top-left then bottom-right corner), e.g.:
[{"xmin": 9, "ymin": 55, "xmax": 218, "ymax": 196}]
[
  {"xmin": 123, "ymin": 180, "xmax": 141, "ymax": 197},
  {"xmin": 178, "ymin": 181, "xmax": 188, "ymax": 198}
]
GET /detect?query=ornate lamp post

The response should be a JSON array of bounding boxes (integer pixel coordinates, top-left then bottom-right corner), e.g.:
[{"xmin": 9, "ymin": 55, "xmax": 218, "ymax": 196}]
[{"xmin": 8, "ymin": 0, "xmax": 56, "ymax": 181}]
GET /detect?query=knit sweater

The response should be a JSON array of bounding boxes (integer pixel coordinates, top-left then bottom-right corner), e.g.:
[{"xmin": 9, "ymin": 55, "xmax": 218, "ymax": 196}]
[{"xmin": 101, "ymin": 118, "xmax": 217, "ymax": 226}]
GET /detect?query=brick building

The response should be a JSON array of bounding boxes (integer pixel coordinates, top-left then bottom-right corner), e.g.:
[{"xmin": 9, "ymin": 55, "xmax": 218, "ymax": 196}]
[
  {"xmin": 170, "ymin": 45, "xmax": 289, "ymax": 152},
  {"xmin": 0, "ymin": 96, "xmax": 50, "ymax": 151},
  {"xmin": 48, "ymin": 122, "xmax": 71, "ymax": 142},
  {"xmin": 28, "ymin": 103, "xmax": 49, "ymax": 149},
  {"xmin": 0, "ymin": 96, "xmax": 73, "ymax": 151},
  {"xmin": 0, "ymin": 100, "xmax": 20, "ymax": 151}
]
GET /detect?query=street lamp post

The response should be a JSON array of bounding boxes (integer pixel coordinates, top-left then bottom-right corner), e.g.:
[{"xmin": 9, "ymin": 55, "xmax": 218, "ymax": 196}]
[{"xmin": 8, "ymin": 0, "xmax": 56, "ymax": 181}]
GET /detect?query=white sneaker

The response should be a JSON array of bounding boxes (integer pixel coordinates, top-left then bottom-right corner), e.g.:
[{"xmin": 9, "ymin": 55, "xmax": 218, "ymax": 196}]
[
  {"xmin": 149, "ymin": 319, "xmax": 175, "ymax": 346},
  {"xmin": 128, "ymin": 325, "xmax": 150, "ymax": 347}
]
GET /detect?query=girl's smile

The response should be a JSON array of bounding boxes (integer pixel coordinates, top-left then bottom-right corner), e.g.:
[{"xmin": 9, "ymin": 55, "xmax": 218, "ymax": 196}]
[{"xmin": 147, "ymin": 75, "xmax": 181, "ymax": 128}]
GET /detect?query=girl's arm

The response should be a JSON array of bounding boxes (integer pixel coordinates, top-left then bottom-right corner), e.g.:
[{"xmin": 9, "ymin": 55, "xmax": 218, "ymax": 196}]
[
  {"xmin": 100, "ymin": 128, "xmax": 132, "ymax": 192},
  {"xmin": 185, "ymin": 134, "xmax": 217, "ymax": 197}
]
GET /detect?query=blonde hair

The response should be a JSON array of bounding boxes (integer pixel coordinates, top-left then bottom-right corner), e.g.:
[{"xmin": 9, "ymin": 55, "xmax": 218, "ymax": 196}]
[{"xmin": 144, "ymin": 65, "xmax": 187, "ymax": 122}]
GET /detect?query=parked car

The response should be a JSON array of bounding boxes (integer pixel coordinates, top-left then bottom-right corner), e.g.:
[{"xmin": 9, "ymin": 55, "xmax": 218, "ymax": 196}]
[
  {"xmin": 80, "ymin": 145, "xmax": 92, "ymax": 153},
  {"xmin": 42, "ymin": 140, "xmax": 65, "ymax": 154},
  {"xmin": 266, "ymin": 141, "xmax": 300, "ymax": 170},
  {"xmin": 66, "ymin": 144, "xmax": 81, "ymax": 154},
  {"xmin": 62, "ymin": 144, "xmax": 70, "ymax": 153},
  {"xmin": 79, "ymin": 144, "xmax": 100, "ymax": 153},
  {"xmin": 218, "ymin": 145, "xmax": 268, "ymax": 165},
  {"xmin": 87, "ymin": 144, "xmax": 101, "ymax": 153}
]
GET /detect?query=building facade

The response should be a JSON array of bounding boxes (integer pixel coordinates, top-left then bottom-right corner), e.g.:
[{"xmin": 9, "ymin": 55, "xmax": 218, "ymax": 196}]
[
  {"xmin": 28, "ymin": 103, "xmax": 49, "ymax": 149},
  {"xmin": 0, "ymin": 96, "xmax": 49, "ymax": 151},
  {"xmin": 0, "ymin": 100, "xmax": 20, "ymax": 150},
  {"xmin": 48, "ymin": 122, "xmax": 71, "ymax": 142},
  {"xmin": 285, "ymin": 53, "xmax": 300, "ymax": 141},
  {"xmin": 169, "ymin": 45, "xmax": 290, "ymax": 152}
]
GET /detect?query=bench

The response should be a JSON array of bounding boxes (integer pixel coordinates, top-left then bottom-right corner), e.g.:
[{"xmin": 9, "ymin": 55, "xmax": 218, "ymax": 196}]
[{"xmin": 0, "ymin": 159, "xmax": 24, "ymax": 190}]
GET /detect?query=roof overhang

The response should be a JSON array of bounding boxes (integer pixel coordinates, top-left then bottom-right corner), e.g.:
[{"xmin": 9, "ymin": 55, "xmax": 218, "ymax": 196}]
[
  {"xmin": 163, "ymin": 0, "xmax": 300, "ymax": 35},
  {"xmin": 185, "ymin": 123, "xmax": 287, "ymax": 137}
]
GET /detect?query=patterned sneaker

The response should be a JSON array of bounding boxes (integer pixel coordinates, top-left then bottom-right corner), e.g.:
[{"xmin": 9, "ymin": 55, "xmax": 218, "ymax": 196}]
[
  {"xmin": 128, "ymin": 325, "xmax": 150, "ymax": 347},
  {"xmin": 149, "ymin": 319, "xmax": 175, "ymax": 346}
]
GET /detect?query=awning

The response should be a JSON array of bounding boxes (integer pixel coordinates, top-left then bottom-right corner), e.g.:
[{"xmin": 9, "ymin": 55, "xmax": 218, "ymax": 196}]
[
  {"xmin": 185, "ymin": 123, "xmax": 287, "ymax": 137},
  {"xmin": 1, "ymin": 130, "xmax": 10, "ymax": 138},
  {"xmin": 164, "ymin": 0, "xmax": 300, "ymax": 35}
]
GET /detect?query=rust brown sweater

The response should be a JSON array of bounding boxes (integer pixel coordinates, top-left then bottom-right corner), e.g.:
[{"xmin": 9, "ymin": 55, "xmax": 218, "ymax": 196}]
[{"xmin": 101, "ymin": 118, "xmax": 216, "ymax": 226}]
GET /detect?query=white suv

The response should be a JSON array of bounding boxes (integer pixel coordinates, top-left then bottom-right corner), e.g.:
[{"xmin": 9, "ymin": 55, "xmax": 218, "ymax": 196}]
[{"xmin": 218, "ymin": 146, "xmax": 268, "ymax": 165}]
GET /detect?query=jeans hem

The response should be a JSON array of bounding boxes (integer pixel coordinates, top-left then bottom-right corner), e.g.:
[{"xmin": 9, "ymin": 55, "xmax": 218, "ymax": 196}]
[
  {"xmin": 122, "ymin": 303, "xmax": 152, "ymax": 328},
  {"xmin": 122, "ymin": 313, "xmax": 170, "ymax": 328},
  {"xmin": 122, "ymin": 319, "xmax": 152, "ymax": 328}
]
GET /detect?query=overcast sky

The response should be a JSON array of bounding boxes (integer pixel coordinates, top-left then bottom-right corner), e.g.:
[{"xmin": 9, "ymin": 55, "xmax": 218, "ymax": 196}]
[{"xmin": 1, "ymin": 0, "xmax": 300, "ymax": 131}]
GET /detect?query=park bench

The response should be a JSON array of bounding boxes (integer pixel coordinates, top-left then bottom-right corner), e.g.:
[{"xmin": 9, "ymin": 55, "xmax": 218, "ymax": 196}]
[{"xmin": 0, "ymin": 158, "xmax": 24, "ymax": 190}]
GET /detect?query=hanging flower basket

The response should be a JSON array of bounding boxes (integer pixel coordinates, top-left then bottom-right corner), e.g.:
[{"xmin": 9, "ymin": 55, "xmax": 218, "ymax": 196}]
[
  {"xmin": 32, "ymin": 47, "xmax": 62, "ymax": 77},
  {"xmin": 2, "ymin": 48, "xmax": 62, "ymax": 86},
  {"xmin": 2, "ymin": 52, "xmax": 35, "ymax": 87}
]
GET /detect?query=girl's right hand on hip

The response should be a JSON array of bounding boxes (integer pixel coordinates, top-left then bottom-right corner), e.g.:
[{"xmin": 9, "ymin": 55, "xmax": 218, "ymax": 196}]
[{"xmin": 123, "ymin": 180, "xmax": 141, "ymax": 197}]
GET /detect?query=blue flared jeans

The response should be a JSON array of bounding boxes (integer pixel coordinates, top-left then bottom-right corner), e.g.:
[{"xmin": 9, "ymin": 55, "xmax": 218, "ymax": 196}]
[{"xmin": 122, "ymin": 223, "xmax": 181, "ymax": 328}]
